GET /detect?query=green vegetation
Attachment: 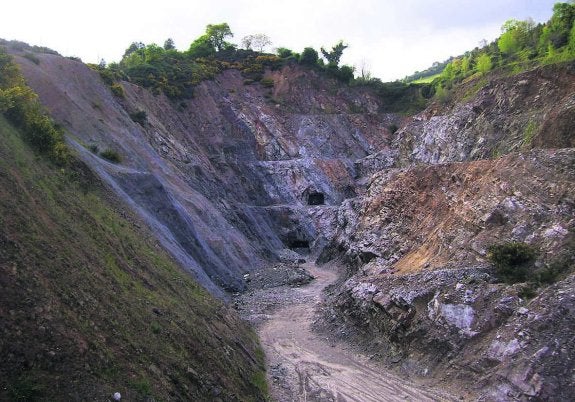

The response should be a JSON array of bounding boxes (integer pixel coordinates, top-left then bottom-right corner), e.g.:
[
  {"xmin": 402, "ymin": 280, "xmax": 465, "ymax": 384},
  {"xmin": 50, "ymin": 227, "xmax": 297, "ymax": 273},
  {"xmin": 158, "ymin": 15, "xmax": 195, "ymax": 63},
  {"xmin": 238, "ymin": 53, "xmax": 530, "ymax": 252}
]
[
  {"xmin": 100, "ymin": 148, "xmax": 122, "ymax": 163},
  {"xmin": 110, "ymin": 82, "xmax": 124, "ymax": 98},
  {"xmin": 522, "ymin": 120, "xmax": 538, "ymax": 149},
  {"xmin": 423, "ymin": 2, "xmax": 575, "ymax": 102},
  {"xmin": 321, "ymin": 40, "xmax": 348, "ymax": 66},
  {"xmin": 260, "ymin": 77, "xmax": 275, "ymax": 88},
  {"xmin": 488, "ymin": 242, "xmax": 538, "ymax": 283},
  {"xmin": 129, "ymin": 109, "xmax": 147, "ymax": 125},
  {"xmin": 23, "ymin": 52, "xmax": 40, "ymax": 65},
  {"xmin": 0, "ymin": 46, "xmax": 70, "ymax": 165},
  {"xmin": 91, "ymin": 24, "xmax": 288, "ymax": 99},
  {"xmin": 410, "ymin": 73, "xmax": 440, "ymax": 84},
  {"xmin": 299, "ymin": 47, "xmax": 319, "ymax": 66},
  {"xmin": 487, "ymin": 242, "xmax": 537, "ymax": 283},
  {"xmin": 0, "ymin": 115, "xmax": 267, "ymax": 400},
  {"xmin": 488, "ymin": 239, "xmax": 574, "ymax": 297}
]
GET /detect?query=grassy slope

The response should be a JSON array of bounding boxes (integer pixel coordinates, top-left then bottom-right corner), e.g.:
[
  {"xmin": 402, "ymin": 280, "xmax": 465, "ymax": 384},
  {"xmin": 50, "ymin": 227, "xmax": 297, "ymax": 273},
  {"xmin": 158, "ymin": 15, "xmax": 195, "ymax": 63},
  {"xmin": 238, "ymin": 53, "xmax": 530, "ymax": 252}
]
[
  {"xmin": 408, "ymin": 73, "xmax": 440, "ymax": 84},
  {"xmin": 0, "ymin": 116, "xmax": 266, "ymax": 401}
]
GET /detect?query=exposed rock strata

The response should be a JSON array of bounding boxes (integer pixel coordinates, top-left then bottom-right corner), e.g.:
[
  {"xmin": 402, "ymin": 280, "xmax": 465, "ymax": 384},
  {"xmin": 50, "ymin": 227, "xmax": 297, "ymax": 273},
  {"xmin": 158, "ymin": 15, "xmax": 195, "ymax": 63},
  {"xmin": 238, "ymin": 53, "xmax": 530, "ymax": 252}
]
[{"xmin": 13, "ymin": 50, "xmax": 575, "ymax": 399}]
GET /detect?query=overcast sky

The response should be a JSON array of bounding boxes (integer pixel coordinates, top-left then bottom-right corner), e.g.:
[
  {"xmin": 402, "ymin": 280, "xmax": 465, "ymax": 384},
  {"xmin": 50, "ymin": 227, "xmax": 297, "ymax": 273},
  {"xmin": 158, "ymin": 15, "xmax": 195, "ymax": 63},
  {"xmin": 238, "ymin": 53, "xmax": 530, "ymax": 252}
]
[{"xmin": 1, "ymin": 0, "xmax": 559, "ymax": 81}]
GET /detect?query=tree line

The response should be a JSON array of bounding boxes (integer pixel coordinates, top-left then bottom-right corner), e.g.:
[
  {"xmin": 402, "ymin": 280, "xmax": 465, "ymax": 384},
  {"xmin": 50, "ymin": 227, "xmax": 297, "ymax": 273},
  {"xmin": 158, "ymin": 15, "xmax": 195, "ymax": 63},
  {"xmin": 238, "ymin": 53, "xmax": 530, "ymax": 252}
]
[
  {"xmin": 92, "ymin": 23, "xmax": 358, "ymax": 100},
  {"xmin": 412, "ymin": 2, "xmax": 575, "ymax": 101}
]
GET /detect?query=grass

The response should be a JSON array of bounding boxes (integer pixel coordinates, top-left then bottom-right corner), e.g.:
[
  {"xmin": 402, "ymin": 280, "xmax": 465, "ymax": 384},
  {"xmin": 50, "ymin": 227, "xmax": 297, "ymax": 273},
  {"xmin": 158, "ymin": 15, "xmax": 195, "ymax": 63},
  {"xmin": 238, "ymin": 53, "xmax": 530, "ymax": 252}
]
[
  {"xmin": 0, "ymin": 116, "xmax": 267, "ymax": 401},
  {"xmin": 409, "ymin": 73, "xmax": 440, "ymax": 84},
  {"xmin": 522, "ymin": 120, "xmax": 537, "ymax": 149},
  {"xmin": 100, "ymin": 148, "xmax": 122, "ymax": 163}
]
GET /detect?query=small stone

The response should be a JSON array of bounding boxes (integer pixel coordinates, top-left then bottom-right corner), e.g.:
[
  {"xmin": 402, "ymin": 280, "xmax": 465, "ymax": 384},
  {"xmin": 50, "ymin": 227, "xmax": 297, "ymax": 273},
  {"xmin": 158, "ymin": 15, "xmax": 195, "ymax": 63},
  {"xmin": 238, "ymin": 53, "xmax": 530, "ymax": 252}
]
[{"xmin": 517, "ymin": 307, "xmax": 529, "ymax": 315}]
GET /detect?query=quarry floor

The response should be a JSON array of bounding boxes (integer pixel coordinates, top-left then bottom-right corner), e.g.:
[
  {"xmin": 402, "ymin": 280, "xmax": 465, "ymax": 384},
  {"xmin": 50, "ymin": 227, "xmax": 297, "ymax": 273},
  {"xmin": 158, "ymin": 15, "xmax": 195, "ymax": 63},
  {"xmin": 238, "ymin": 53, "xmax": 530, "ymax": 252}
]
[{"xmin": 234, "ymin": 261, "xmax": 457, "ymax": 401}]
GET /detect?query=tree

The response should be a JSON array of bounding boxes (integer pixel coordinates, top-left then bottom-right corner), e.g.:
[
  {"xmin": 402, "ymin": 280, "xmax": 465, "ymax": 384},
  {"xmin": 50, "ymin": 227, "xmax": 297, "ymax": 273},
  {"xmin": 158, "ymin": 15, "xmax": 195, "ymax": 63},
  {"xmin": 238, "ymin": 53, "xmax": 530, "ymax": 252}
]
[
  {"xmin": 321, "ymin": 40, "xmax": 348, "ymax": 66},
  {"xmin": 498, "ymin": 19, "xmax": 535, "ymax": 55},
  {"xmin": 188, "ymin": 35, "xmax": 215, "ymax": 58},
  {"xmin": 122, "ymin": 42, "xmax": 145, "ymax": 59},
  {"xmin": 164, "ymin": 38, "xmax": 176, "ymax": 50},
  {"xmin": 252, "ymin": 34, "xmax": 272, "ymax": 52},
  {"xmin": 545, "ymin": 2, "xmax": 575, "ymax": 48},
  {"xmin": 337, "ymin": 65, "xmax": 355, "ymax": 83},
  {"xmin": 205, "ymin": 23, "xmax": 233, "ymax": 52},
  {"xmin": 276, "ymin": 47, "xmax": 294, "ymax": 58},
  {"xmin": 299, "ymin": 47, "xmax": 319, "ymax": 65},
  {"xmin": 241, "ymin": 35, "xmax": 253, "ymax": 50},
  {"xmin": 242, "ymin": 34, "xmax": 272, "ymax": 52},
  {"xmin": 358, "ymin": 59, "xmax": 372, "ymax": 81},
  {"xmin": 476, "ymin": 53, "xmax": 492, "ymax": 74},
  {"xmin": 461, "ymin": 56, "xmax": 471, "ymax": 74}
]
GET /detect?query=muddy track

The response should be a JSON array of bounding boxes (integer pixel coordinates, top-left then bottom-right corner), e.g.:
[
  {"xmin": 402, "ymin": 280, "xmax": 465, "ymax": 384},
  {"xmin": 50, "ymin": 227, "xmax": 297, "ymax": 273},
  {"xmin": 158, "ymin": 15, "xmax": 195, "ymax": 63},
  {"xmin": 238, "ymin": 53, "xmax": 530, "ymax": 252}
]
[{"xmin": 245, "ymin": 262, "xmax": 456, "ymax": 401}]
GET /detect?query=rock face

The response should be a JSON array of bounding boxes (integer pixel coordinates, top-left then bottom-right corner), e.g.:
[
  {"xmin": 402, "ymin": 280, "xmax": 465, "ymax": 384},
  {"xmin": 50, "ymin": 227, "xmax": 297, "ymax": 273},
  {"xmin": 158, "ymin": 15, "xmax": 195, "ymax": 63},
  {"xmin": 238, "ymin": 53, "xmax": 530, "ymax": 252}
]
[
  {"xmin": 320, "ymin": 150, "xmax": 575, "ymax": 399},
  {"xmin": 13, "ymin": 50, "xmax": 575, "ymax": 399},
  {"xmin": 14, "ymin": 54, "xmax": 398, "ymax": 294},
  {"xmin": 316, "ymin": 70, "xmax": 575, "ymax": 399}
]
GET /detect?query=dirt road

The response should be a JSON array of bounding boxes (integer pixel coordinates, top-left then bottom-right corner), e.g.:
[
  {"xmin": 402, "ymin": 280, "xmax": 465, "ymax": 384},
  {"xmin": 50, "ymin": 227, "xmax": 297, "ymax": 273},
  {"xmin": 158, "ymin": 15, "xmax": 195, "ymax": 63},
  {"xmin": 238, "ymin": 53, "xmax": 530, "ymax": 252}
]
[{"xmin": 242, "ymin": 262, "xmax": 456, "ymax": 401}]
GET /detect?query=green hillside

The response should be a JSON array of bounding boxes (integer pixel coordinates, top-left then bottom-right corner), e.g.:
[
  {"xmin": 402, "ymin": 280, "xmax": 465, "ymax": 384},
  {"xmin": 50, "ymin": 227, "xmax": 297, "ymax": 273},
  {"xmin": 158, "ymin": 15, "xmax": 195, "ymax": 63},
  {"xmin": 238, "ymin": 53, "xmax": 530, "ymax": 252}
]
[{"xmin": 0, "ymin": 105, "xmax": 266, "ymax": 400}]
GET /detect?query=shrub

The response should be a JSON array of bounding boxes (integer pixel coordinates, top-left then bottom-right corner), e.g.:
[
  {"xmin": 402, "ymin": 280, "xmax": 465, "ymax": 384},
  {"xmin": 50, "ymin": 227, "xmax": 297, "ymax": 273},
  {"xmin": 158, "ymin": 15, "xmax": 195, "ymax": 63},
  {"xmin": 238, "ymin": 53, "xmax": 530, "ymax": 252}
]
[
  {"xmin": 487, "ymin": 242, "xmax": 538, "ymax": 283},
  {"xmin": 110, "ymin": 83, "xmax": 125, "ymax": 98},
  {"xmin": 299, "ymin": 47, "xmax": 319, "ymax": 65},
  {"xmin": 277, "ymin": 47, "xmax": 293, "ymax": 58},
  {"xmin": 129, "ymin": 110, "xmax": 147, "ymax": 125},
  {"xmin": 336, "ymin": 65, "xmax": 355, "ymax": 83},
  {"xmin": 23, "ymin": 52, "xmax": 40, "ymax": 65},
  {"xmin": 255, "ymin": 55, "xmax": 282, "ymax": 68},
  {"xmin": 100, "ymin": 149, "xmax": 122, "ymax": 163},
  {"xmin": 260, "ymin": 77, "xmax": 274, "ymax": 88}
]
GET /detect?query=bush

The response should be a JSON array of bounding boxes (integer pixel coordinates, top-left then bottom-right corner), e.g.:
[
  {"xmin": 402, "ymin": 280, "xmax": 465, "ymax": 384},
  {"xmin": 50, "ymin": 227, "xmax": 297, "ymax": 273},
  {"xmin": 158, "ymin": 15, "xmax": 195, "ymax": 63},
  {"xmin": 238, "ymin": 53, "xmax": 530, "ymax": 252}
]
[
  {"xmin": 299, "ymin": 47, "xmax": 319, "ymax": 65},
  {"xmin": 100, "ymin": 149, "xmax": 122, "ymax": 163},
  {"xmin": 260, "ymin": 77, "xmax": 274, "ymax": 88},
  {"xmin": 129, "ymin": 110, "xmax": 147, "ymax": 125},
  {"xmin": 1, "ymin": 47, "xmax": 70, "ymax": 165},
  {"xmin": 110, "ymin": 83, "xmax": 125, "ymax": 98},
  {"xmin": 487, "ymin": 242, "xmax": 538, "ymax": 283},
  {"xmin": 23, "ymin": 52, "xmax": 40, "ymax": 65},
  {"xmin": 276, "ymin": 47, "xmax": 293, "ymax": 58}
]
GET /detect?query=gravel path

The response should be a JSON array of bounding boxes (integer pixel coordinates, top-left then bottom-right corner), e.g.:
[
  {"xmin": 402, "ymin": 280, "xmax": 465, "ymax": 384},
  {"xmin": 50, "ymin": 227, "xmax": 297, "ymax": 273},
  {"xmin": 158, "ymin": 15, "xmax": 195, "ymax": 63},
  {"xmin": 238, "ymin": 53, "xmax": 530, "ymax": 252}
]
[{"xmin": 235, "ymin": 261, "xmax": 456, "ymax": 401}]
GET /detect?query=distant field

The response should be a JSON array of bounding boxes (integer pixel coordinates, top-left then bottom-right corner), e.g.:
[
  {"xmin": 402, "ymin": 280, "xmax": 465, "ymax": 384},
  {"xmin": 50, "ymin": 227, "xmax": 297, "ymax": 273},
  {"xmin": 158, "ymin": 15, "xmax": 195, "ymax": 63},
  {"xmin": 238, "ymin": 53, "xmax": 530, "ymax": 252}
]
[{"xmin": 410, "ymin": 73, "xmax": 440, "ymax": 84}]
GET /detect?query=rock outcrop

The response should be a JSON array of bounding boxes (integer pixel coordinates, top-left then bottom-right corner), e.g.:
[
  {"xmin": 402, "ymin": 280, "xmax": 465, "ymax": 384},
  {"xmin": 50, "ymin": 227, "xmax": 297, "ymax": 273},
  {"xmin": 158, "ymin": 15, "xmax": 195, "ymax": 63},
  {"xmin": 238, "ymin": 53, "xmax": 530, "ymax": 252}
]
[
  {"xmin": 316, "ymin": 63, "xmax": 575, "ymax": 399},
  {"xmin": 13, "ymin": 53, "xmax": 399, "ymax": 294}
]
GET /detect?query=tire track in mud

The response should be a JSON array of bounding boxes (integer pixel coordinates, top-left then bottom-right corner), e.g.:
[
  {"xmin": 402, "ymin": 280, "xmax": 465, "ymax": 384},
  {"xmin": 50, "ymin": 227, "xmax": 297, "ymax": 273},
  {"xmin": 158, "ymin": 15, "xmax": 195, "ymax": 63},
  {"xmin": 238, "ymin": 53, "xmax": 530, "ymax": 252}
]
[{"xmin": 256, "ymin": 262, "xmax": 456, "ymax": 402}]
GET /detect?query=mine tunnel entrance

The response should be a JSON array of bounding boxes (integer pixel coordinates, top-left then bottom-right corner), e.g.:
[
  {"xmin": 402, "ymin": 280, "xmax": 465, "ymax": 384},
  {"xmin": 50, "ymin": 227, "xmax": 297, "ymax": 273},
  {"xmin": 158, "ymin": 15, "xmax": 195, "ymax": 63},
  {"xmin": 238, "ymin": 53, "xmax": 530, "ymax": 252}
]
[
  {"xmin": 308, "ymin": 192, "xmax": 325, "ymax": 206},
  {"xmin": 289, "ymin": 240, "xmax": 310, "ymax": 249}
]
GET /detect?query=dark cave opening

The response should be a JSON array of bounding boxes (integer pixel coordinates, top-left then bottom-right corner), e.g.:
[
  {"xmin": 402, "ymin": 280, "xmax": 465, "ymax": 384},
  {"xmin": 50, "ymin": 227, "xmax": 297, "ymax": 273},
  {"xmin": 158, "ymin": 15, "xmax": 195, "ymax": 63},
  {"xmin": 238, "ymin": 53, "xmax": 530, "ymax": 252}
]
[
  {"xmin": 307, "ymin": 192, "xmax": 325, "ymax": 206},
  {"xmin": 289, "ymin": 240, "xmax": 310, "ymax": 249}
]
